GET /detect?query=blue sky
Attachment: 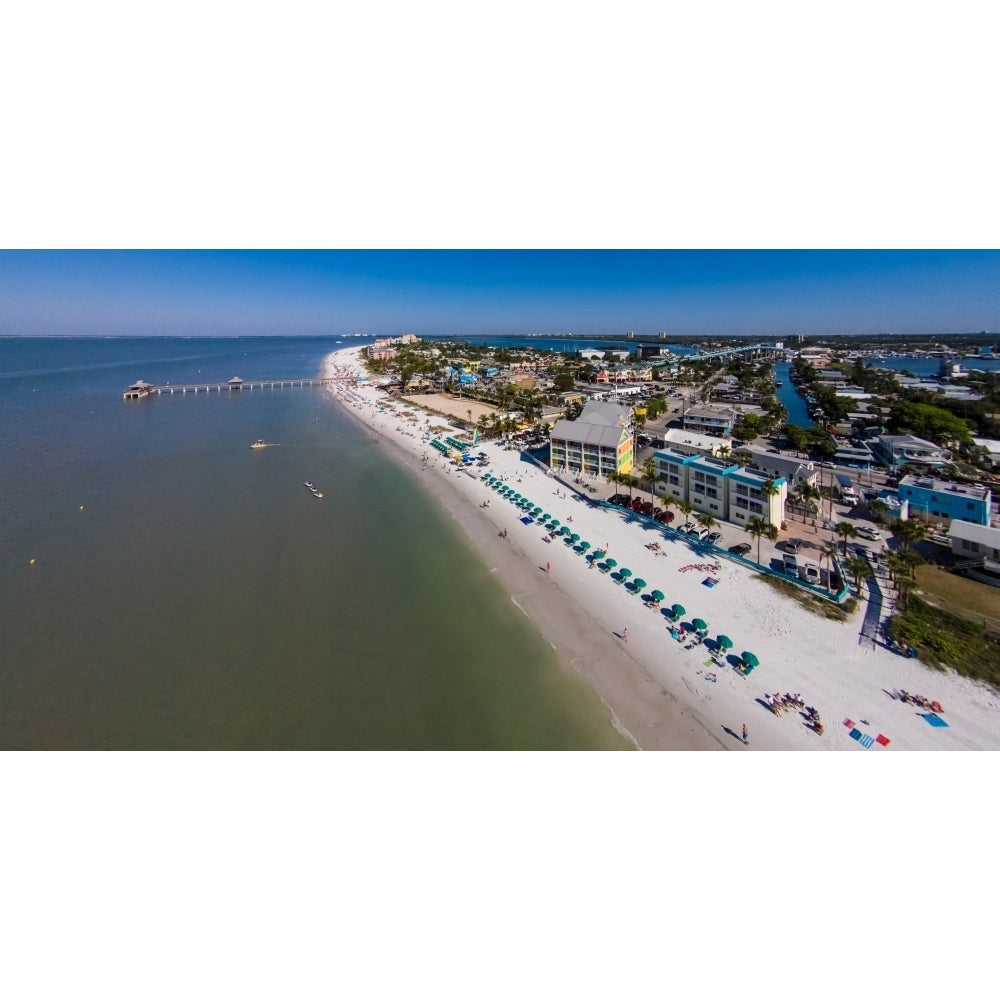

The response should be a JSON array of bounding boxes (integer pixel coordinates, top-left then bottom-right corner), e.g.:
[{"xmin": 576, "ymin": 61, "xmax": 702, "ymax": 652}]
[{"xmin": 0, "ymin": 250, "xmax": 997, "ymax": 338}]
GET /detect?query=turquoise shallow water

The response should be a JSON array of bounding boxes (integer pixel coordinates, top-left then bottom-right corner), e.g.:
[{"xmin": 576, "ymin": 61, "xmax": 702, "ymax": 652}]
[{"xmin": 0, "ymin": 337, "xmax": 625, "ymax": 749}]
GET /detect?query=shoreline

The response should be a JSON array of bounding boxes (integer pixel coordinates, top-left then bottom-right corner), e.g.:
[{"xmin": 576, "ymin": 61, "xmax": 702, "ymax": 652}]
[{"xmin": 322, "ymin": 347, "xmax": 1000, "ymax": 751}]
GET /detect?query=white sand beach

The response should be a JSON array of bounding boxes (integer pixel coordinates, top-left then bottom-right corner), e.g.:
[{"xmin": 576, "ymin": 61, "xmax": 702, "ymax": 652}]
[{"xmin": 324, "ymin": 347, "xmax": 1000, "ymax": 750}]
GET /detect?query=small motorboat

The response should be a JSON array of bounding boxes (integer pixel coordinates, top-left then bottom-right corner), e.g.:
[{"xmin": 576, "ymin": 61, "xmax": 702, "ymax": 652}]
[
  {"xmin": 314, "ymin": 491, "xmax": 324, "ymax": 498},
  {"xmin": 251, "ymin": 439, "xmax": 267, "ymax": 449},
  {"xmin": 304, "ymin": 482, "xmax": 314, "ymax": 489}
]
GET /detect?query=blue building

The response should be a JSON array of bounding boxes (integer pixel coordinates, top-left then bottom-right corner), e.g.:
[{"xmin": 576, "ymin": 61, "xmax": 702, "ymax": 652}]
[{"xmin": 897, "ymin": 475, "xmax": 992, "ymax": 526}]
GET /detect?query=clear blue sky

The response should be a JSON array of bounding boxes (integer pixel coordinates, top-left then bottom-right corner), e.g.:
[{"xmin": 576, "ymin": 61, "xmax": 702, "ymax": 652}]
[{"xmin": 1, "ymin": 250, "xmax": 997, "ymax": 338}]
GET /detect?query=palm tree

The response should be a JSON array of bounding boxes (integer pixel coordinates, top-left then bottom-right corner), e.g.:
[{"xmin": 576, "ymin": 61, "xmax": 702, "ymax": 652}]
[
  {"xmin": 716, "ymin": 443, "xmax": 731, "ymax": 462},
  {"xmin": 895, "ymin": 574, "xmax": 916, "ymax": 611},
  {"xmin": 845, "ymin": 554, "xmax": 874, "ymax": 597},
  {"xmin": 642, "ymin": 456, "xmax": 658, "ymax": 495},
  {"xmin": 892, "ymin": 518, "xmax": 928, "ymax": 553},
  {"xmin": 836, "ymin": 521, "xmax": 858, "ymax": 556},
  {"xmin": 868, "ymin": 498, "xmax": 888, "ymax": 523},
  {"xmin": 818, "ymin": 541, "xmax": 839, "ymax": 590},
  {"xmin": 678, "ymin": 499, "xmax": 694, "ymax": 523},
  {"xmin": 696, "ymin": 512, "xmax": 717, "ymax": 535},
  {"xmin": 745, "ymin": 515, "xmax": 769, "ymax": 564},
  {"xmin": 900, "ymin": 548, "xmax": 925, "ymax": 579}
]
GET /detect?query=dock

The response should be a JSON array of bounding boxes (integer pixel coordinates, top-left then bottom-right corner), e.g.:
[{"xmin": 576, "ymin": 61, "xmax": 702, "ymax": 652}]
[{"xmin": 123, "ymin": 376, "xmax": 355, "ymax": 399}]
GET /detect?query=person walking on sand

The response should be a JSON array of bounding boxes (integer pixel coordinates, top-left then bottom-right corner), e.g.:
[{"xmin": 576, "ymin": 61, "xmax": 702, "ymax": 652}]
[
  {"xmin": 622, "ymin": 628, "xmax": 628, "ymax": 643},
  {"xmin": 546, "ymin": 561, "xmax": 551, "ymax": 573},
  {"xmin": 742, "ymin": 723, "xmax": 748, "ymax": 744}
]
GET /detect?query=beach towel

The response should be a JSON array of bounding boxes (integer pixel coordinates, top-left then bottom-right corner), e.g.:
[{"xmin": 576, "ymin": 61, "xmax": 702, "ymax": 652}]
[
  {"xmin": 859, "ymin": 734, "xmax": 875, "ymax": 749},
  {"xmin": 520, "ymin": 516, "xmax": 534, "ymax": 525},
  {"xmin": 849, "ymin": 728, "xmax": 862, "ymax": 741},
  {"xmin": 703, "ymin": 578, "xmax": 717, "ymax": 588},
  {"xmin": 876, "ymin": 734, "xmax": 891, "ymax": 747},
  {"xmin": 922, "ymin": 713, "xmax": 949, "ymax": 728},
  {"xmin": 843, "ymin": 718, "xmax": 854, "ymax": 728},
  {"xmin": 705, "ymin": 673, "xmax": 717, "ymax": 683}
]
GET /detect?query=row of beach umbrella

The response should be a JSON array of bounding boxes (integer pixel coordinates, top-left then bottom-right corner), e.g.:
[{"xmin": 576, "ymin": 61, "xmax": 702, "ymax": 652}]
[{"xmin": 481, "ymin": 474, "xmax": 758, "ymax": 668}]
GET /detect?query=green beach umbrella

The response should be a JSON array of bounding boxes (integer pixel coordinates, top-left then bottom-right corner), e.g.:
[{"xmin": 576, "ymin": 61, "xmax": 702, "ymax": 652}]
[
  {"xmin": 533, "ymin": 507, "xmax": 543, "ymax": 516},
  {"xmin": 717, "ymin": 635, "xmax": 733, "ymax": 650},
  {"xmin": 592, "ymin": 549, "xmax": 605, "ymax": 560},
  {"xmin": 671, "ymin": 603, "xmax": 686, "ymax": 617},
  {"xmin": 650, "ymin": 589, "xmax": 665, "ymax": 602},
  {"xmin": 692, "ymin": 618, "xmax": 708, "ymax": 632},
  {"xmin": 579, "ymin": 541, "xmax": 591, "ymax": 550},
  {"xmin": 540, "ymin": 513, "xmax": 550, "ymax": 521},
  {"xmin": 570, "ymin": 533, "xmax": 580, "ymax": 543},
  {"xmin": 619, "ymin": 568, "xmax": 633, "ymax": 579},
  {"xmin": 741, "ymin": 652, "xmax": 760, "ymax": 668},
  {"xmin": 632, "ymin": 578, "xmax": 646, "ymax": 591},
  {"xmin": 559, "ymin": 526, "xmax": 570, "ymax": 536},
  {"xmin": 604, "ymin": 558, "xmax": 617, "ymax": 568}
]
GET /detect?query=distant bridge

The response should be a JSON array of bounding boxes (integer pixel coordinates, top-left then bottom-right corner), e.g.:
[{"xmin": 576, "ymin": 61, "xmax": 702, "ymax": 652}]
[{"xmin": 674, "ymin": 343, "xmax": 784, "ymax": 365}]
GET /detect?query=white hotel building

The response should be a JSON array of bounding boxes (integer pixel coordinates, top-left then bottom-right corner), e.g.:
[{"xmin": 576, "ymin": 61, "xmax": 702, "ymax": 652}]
[{"xmin": 653, "ymin": 448, "xmax": 788, "ymax": 528}]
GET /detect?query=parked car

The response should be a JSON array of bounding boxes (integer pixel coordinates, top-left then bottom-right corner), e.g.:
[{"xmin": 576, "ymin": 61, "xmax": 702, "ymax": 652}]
[
  {"xmin": 707, "ymin": 531, "xmax": 722, "ymax": 544},
  {"xmin": 857, "ymin": 526, "xmax": 882, "ymax": 541},
  {"xmin": 783, "ymin": 538, "xmax": 803, "ymax": 553},
  {"xmin": 729, "ymin": 542, "xmax": 752, "ymax": 556}
]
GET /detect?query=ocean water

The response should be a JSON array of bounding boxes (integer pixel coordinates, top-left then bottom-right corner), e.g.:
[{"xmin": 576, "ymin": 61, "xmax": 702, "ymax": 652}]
[{"xmin": 0, "ymin": 337, "xmax": 625, "ymax": 749}]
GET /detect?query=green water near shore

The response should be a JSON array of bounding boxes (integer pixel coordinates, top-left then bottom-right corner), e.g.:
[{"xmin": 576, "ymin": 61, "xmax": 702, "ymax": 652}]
[{"xmin": 0, "ymin": 338, "xmax": 625, "ymax": 749}]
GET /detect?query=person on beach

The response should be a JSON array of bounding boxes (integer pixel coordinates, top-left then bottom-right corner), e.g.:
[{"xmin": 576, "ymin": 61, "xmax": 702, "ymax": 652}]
[
  {"xmin": 742, "ymin": 723, "xmax": 748, "ymax": 744},
  {"xmin": 546, "ymin": 562, "xmax": 551, "ymax": 573},
  {"xmin": 622, "ymin": 628, "xmax": 628, "ymax": 643}
]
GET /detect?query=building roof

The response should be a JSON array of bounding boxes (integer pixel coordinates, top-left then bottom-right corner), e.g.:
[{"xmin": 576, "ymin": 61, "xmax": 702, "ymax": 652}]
[
  {"xmin": 550, "ymin": 419, "xmax": 628, "ymax": 450},
  {"xmin": 947, "ymin": 520, "xmax": 1000, "ymax": 546},
  {"xmin": 898, "ymin": 475, "xmax": 991, "ymax": 501},
  {"xmin": 575, "ymin": 399, "xmax": 632, "ymax": 427},
  {"xmin": 663, "ymin": 428, "xmax": 723, "ymax": 453}
]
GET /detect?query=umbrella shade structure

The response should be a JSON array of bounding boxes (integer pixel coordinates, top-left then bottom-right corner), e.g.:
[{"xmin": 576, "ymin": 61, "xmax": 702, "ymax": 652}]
[
  {"xmin": 540, "ymin": 513, "xmax": 551, "ymax": 522},
  {"xmin": 671, "ymin": 603, "xmax": 686, "ymax": 618},
  {"xmin": 742, "ymin": 652, "xmax": 760, "ymax": 668},
  {"xmin": 619, "ymin": 568, "xmax": 633, "ymax": 579},
  {"xmin": 532, "ymin": 507, "xmax": 543, "ymax": 516},
  {"xmin": 692, "ymin": 618, "xmax": 708, "ymax": 633},
  {"xmin": 549, "ymin": 520, "xmax": 560, "ymax": 529},
  {"xmin": 650, "ymin": 589, "xmax": 665, "ymax": 602},
  {"xmin": 604, "ymin": 558, "xmax": 618, "ymax": 569},
  {"xmin": 717, "ymin": 635, "xmax": 734, "ymax": 650},
  {"xmin": 558, "ymin": 526, "xmax": 571, "ymax": 536},
  {"xmin": 570, "ymin": 533, "xmax": 580, "ymax": 543},
  {"xmin": 592, "ymin": 550, "xmax": 605, "ymax": 560},
  {"xmin": 631, "ymin": 578, "xmax": 646, "ymax": 591},
  {"xmin": 579, "ymin": 541, "xmax": 591, "ymax": 550}
]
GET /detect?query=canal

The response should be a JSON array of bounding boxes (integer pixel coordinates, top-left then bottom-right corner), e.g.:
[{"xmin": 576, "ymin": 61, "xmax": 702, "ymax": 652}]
[{"xmin": 773, "ymin": 361, "xmax": 814, "ymax": 428}]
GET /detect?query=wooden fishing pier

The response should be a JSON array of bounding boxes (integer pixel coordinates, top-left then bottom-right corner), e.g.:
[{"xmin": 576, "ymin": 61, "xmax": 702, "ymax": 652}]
[{"xmin": 123, "ymin": 375, "xmax": 355, "ymax": 399}]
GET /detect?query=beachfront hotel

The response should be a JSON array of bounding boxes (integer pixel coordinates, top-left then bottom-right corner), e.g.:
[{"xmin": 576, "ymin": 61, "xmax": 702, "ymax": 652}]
[
  {"xmin": 549, "ymin": 400, "xmax": 635, "ymax": 476},
  {"xmin": 653, "ymin": 447, "xmax": 787, "ymax": 527}
]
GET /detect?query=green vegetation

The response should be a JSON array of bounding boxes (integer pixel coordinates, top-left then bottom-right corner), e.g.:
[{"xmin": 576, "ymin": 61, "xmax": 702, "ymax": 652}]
[
  {"xmin": 754, "ymin": 575, "xmax": 854, "ymax": 621},
  {"xmin": 911, "ymin": 564, "xmax": 1000, "ymax": 627},
  {"xmin": 887, "ymin": 401, "xmax": 972, "ymax": 445},
  {"xmin": 889, "ymin": 596, "xmax": 1000, "ymax": 685}
]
